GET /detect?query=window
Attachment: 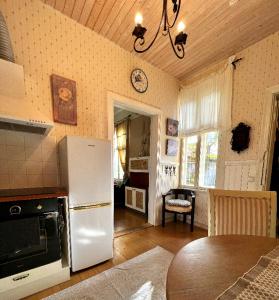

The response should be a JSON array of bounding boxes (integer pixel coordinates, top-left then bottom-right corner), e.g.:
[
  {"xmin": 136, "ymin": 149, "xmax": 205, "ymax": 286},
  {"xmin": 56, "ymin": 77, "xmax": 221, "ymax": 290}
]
[
  {"xmin": 181, "ymin": 131, "xmax": 218, "ymax": 188},
  {"xmin": 113, "ymin": 130, "xmax": 124, "ymax": 181}
]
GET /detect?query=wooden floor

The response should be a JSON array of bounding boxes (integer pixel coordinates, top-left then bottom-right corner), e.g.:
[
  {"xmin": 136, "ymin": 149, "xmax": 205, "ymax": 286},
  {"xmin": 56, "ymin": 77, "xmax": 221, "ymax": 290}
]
[
  {"xmin": 114, "ymin": 207, "xmax": 148, "ymax": 233},
  {"xmin": 25, "ymin": 222, "xmax": 207, "ymax": 299}
]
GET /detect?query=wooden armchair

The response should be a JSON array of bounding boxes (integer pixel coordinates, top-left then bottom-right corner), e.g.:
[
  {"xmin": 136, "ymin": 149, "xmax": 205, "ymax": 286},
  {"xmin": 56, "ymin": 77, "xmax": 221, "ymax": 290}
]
[
  {"xmin": 208, "ymin": 189, "xmax": 277, "ymax": 237},
  {"xmin": 162, "ymin": 189, "xmax": 195, "ymax": 232}
]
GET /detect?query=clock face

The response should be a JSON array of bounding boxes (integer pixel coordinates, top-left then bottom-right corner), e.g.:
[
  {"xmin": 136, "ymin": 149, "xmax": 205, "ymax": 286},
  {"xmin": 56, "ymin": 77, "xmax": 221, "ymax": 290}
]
[{"xmin": 131, "ymin": 69, "xmax": 148, "ymax": 93}]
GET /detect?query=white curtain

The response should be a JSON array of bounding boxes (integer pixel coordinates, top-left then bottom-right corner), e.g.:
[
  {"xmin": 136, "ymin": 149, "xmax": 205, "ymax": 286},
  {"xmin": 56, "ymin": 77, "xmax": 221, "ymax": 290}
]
[{"xmin": 179, "ymin": 56, "xmax": 234, "ymax": 135}]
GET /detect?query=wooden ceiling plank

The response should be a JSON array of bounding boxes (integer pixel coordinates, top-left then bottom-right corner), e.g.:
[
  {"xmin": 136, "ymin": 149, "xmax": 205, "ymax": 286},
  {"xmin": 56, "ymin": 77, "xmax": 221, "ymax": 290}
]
[
  {"xmin": 71, "ymin": 0, "xmax": 86, "ymax": 21},
  {"xmin": 93, "ymin": 0, "xmax": 119, "ymax": 33},
  {"xmin": 106, "ymin": 0, "xmax": 139, "ymax": 41},
  {"xmin": 54, "ymin": 0, "xmax": 66, "ymax": 12},
  {"xmin": 98, "ymin": 0, "xmax": 128, "ymax": 37},
  {"xmin": 85, "ymin": 0, "xmax": 106, "ymax": 29},
  {"xmin": 79, "ymin": 0, "xmax": 96, "ymax": 25},
  {"xmin": 40, "ymin": 0, "xmax": 279, "ymax": 81},
  {"xmin": 63, "ymin": 0, "xmax": 76, "ymax": 17}
]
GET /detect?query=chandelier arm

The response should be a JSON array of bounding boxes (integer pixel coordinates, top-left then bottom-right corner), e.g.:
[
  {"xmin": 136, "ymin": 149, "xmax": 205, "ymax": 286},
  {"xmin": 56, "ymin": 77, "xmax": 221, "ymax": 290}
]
[
  {"xmin": 168, "ymin": 29, "xmax": 184, "ymax": 59},
  {"xmin": 133, "ymin": 5, "xmax": 165, "ymax": 53},
  {"xmin": 166, "ymin": 0, "xmax": 181, "ymax": 29}
]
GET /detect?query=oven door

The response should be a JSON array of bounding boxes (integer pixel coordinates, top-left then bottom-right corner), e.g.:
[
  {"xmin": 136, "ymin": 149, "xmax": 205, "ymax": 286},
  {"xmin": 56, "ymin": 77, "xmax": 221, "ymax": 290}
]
[{"xmin": 0, "ymin": 212, "xmax": 61, "ymax": 279}]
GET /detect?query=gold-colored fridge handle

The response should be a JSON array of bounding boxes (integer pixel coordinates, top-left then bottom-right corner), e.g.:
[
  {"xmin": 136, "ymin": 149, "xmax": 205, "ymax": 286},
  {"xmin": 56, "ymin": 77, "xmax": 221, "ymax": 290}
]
[{"xmin": 70, "ymin": 202, "xmax": 111, "ymax": 211}]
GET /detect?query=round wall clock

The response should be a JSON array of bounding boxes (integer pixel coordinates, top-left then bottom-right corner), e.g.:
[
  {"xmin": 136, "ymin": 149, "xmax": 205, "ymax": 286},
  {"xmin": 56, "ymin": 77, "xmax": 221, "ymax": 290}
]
[{"xmin": 131, "ymin": 68, "xmax": 148, "ymax": 93}]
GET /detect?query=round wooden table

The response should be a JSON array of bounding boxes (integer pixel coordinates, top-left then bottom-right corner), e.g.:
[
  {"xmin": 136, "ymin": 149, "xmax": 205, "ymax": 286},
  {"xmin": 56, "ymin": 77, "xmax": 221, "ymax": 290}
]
[{"xmin": 167, "ymin": 235, "xmax": 279, "ymax": 300}]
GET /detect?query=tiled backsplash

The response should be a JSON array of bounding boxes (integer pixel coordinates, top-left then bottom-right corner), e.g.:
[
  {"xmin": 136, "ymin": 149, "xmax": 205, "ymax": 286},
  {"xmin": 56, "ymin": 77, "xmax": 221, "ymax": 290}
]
[{"xmin": 0, "ymin": 129, "xmax": 59, "ymax": 189}]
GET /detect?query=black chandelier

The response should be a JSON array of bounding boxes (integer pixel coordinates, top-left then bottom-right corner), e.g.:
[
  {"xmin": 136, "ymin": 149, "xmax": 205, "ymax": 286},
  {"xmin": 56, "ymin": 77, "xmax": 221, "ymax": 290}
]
[{"xmin": 132, "ymin": 0, "xmax": 187, "ymax": 59}]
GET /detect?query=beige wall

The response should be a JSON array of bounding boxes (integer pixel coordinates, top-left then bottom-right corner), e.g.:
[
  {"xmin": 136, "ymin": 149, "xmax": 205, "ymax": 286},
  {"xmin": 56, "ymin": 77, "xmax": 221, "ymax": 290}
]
[{"xmin": 0, "ymin": 0, "xmax": 179, "ymax": 189}]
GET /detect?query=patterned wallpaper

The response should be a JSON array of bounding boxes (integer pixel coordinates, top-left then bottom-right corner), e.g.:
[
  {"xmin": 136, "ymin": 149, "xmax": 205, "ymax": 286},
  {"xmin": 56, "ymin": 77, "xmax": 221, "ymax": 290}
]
[{"xmin": 0, "ymin": 0, "xmax": 179, "ymax": 190}]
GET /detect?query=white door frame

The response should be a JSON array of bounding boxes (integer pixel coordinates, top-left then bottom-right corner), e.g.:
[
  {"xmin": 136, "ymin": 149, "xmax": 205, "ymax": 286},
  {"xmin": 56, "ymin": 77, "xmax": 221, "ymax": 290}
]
[
  {"xmin": 107, "ymin": 91, "xmax": 162, "ymax": 225},
  {"xmin": 258, "ymin": 84, "xmax": 279, "ymax": 190}
]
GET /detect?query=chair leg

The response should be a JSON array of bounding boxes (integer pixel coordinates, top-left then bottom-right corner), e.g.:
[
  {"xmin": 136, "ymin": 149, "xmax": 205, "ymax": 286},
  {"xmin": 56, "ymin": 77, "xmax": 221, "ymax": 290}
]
[
  {"xmin": 174, "ymin": 213, "xmax": 177, "ymax": 223},
  {"xmin": 162, "ymin": 208, "xmax": 165, "ymax": 227},
  {"xmin": 190, "ymin": 210, "xmax": 194, "ymax": 232},
  {"xmin": 183, "ymin": 214, "xmax": 186, "ymax": 223}
]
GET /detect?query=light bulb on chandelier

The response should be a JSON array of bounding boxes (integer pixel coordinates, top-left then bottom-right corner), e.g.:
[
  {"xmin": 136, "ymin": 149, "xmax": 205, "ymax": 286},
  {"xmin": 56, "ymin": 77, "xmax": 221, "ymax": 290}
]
[{"xmin": 132, "ymin": 0, "xmax": 188, "ymax": 59}]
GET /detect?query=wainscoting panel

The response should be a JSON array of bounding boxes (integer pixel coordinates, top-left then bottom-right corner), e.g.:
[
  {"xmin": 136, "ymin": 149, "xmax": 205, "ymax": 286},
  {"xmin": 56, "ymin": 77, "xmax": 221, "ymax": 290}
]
[{"xmin": 224, "ymin": 160, "xmax": 259, "ymax": 191}]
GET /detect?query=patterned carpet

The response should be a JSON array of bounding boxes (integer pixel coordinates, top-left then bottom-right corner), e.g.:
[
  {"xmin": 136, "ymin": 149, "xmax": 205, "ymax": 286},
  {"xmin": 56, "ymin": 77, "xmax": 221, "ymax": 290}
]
[{"xmin": 45, "ymin": 246, "xmax": 174, "ymax": 300}]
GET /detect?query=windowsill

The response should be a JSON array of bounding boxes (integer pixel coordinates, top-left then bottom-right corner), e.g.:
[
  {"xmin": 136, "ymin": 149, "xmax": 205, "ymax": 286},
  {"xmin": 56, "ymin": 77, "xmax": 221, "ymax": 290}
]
[{"xmin": 179, "ymin": 185, "xmax": 215, "ymax": 192}]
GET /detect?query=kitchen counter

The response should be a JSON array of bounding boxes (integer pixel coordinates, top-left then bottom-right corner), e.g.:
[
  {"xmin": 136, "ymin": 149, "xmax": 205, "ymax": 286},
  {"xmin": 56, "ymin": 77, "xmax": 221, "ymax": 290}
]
[{"xmin": 0, "ymin": 187, "xmax": 68, "ymax": 203}]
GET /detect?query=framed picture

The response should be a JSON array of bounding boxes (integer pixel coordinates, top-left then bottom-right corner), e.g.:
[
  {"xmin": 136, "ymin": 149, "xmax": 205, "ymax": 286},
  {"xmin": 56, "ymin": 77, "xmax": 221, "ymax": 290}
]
[
  {"xmin": 166, "ymin": 139, "xmax": 178, "ymax": 156},
  {"xmin": 166, "ymin": 118, "xmax": 179, "ymax": 137},
  {"xmin": 51, "ymin": 74, "xmax": 77, "ymax": 125}
]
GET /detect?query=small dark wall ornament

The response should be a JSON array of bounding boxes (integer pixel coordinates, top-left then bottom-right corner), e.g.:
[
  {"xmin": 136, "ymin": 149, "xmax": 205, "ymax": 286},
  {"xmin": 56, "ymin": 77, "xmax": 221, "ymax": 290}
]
[
  {"xmin": 230, "ymin": 122, "xmax": 251, "ymax": 153},
  {"xmin": 51, "ymin": 74, "xmax": 77, "ymax": 125}
]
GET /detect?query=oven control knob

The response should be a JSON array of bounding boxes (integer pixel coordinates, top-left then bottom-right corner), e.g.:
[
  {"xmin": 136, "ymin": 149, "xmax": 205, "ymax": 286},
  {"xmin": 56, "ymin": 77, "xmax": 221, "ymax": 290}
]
[
  {"xmin": 9, "ymin": 205, "xmax": 21, "ymax": 215},
  {"xmin": 37, "ymin": 204, "xmax": 43, "ymax": 210}
]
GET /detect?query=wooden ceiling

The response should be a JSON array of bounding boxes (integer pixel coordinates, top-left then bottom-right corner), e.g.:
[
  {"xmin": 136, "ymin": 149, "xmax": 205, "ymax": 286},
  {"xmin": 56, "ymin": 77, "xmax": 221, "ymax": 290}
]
[{"xmin": 43, "ymin": 0, "xmax": 279, "ymax": 81}]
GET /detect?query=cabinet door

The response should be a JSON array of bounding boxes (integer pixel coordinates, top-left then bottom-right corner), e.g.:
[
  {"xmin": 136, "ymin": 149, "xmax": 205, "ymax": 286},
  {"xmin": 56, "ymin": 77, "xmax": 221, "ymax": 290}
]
[
  {"xmin": 125, "ymin": 187, "xmax": 133, "ymax": 209},
  {"xmin": 134, "ymin": 188, "xmax": 146, "ymax": 213}
]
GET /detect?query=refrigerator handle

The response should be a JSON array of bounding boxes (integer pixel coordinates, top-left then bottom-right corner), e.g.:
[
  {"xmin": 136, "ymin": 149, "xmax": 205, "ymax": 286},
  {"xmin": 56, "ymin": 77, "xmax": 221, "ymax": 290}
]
[{"xmin": 70, "ymin": 202, "xmax": 111, "ymax": 211}]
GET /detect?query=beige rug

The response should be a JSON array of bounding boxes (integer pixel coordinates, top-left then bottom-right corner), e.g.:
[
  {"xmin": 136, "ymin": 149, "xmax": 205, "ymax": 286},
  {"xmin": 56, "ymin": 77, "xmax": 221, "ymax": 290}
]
[{"xmin": 45, "ymin": 246, "xmax": 174, "ymax": 300}]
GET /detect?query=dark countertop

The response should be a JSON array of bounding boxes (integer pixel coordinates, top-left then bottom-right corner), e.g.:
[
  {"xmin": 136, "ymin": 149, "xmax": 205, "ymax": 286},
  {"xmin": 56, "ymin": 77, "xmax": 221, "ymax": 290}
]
[{"xmin": 0, "ymin": 187, "xmax": 68, "ymax": 203}]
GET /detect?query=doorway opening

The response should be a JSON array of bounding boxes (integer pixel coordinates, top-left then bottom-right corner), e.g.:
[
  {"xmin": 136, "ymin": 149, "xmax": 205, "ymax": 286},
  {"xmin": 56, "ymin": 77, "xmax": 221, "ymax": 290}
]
[
  {"xmin": 113, "ymin": 107, "xmax": 151, "ymax": 236},
  {"xmin": 269, "ymin": 95, "xmax": 279, "ymax": 219},
  {"xmin": 107, "ymin": 92, "xmax": 162, "ymax": 237}
]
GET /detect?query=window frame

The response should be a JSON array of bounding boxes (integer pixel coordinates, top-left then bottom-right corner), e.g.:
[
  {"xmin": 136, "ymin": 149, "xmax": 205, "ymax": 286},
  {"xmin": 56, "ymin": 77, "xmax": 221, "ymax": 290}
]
[{"xmin": 180, "ymin": 130, "xmax": 219, "ymax": 190}]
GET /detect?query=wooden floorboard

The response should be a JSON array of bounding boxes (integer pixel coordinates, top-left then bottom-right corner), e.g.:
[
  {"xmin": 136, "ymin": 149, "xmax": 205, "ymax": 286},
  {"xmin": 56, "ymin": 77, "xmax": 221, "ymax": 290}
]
[
  {"xmin": 25, "ymin": 223, "xmax": 207, "ymax": 299},
  {"xmin": 114, "ymin": 207, "xmax": 148, "ymax": 233}
]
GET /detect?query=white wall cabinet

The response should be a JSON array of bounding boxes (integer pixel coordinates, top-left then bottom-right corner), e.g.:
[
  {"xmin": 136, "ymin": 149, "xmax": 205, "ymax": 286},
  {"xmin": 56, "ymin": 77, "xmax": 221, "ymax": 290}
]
[{"xmin": 125, "ymin": 186, "xmax": 146, "ymax": 213}]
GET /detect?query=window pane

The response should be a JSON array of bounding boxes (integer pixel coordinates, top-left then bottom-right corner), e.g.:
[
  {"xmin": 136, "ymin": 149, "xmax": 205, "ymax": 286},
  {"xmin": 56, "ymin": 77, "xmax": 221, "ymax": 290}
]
[
  {"xmin": 181, "ymin": 135, "xmax": 198, "ymax": 186},
  {"xmin": 199, "ymin": 131, "xmax": 218, "ymax": 188}
]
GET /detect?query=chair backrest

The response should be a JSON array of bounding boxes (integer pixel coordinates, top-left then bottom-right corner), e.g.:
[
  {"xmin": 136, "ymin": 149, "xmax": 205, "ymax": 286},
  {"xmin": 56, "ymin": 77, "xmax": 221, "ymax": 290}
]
[{"xmin": 208, "ymin": 189, "xmax": 277, "ymax": 238}]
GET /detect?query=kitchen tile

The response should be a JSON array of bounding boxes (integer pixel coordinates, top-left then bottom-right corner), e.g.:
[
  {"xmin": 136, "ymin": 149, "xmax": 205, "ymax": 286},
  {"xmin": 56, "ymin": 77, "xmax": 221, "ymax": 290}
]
[
  {"xmin": 43, "ymin": 161, "xmax": 58, "ymax": 175},
  {"xmin": 0, "ymin": 145, "xmax": 7, "ymax": 159},
  {"xmin": 42, "ymin": 146, "xmax": 58, "ymax": 163},
  {"xmin": 8, "ymin": 161, "xmax": 27, "ymax": 175},
  {"xmin": 0, "ymin": 174, "xmax": 10, "ymax": 189},
  {"xmin": 0, "ymin": 130, "xmax": 6, "ymax": 145},
  {"xmin": 25, "ymin": 146, "xmax": 42, "ymax": 161},
  {"xmin": 27, "ymin": 174, "xmax": 43, "ymax": 187},
  {"xmin": 24, "ymin": 133, "xmax": 44, "ymax": 148},
  {"xmin": 6, "ymin": 145, "xmax": 25, "ymax": 161},
  {"xmin": 43, "ymin": 174, "xmax": 59, "ymax": 187},
  {"xmin": 9, "ymin": 174, "xmax": 28, "ymax": 188},
  {"xmin": 26, "ymin": 161, "xmax": 43, "ymax": 175},
  {"xmin": 0, "ymin": 160, "xmax": 9, "ymax": 174},
  {"xmin": 6, "ymin": 131, "xmax": 25, "ymax": 146}
]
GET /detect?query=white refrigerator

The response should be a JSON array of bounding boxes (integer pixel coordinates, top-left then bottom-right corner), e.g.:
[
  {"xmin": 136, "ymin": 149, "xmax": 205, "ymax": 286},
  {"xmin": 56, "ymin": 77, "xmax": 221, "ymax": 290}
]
[{"xmin": 59, "ymin": 136, "xmax": 113, "ymax": 272}]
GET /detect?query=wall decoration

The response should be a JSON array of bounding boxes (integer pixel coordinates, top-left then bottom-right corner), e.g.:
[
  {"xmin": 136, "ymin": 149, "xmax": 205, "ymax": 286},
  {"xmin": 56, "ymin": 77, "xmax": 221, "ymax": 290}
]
[
  {"xmin": 230, "ymin": 122, "xmax": 251, "ymax": 153},
  {"xmin": 166, "ymin": 118, "xmax": 179, "ymax": 136},
  {"xmin": 51, "ymin": 74, "xmax": 77, "ymax": 125},
  {"xmin": 166, "ymin": 139, "xmax": 178, "ymax": 156},
  {"xmin": 131, "ymin": 68, "xmax": 148, "ymax": 93}
]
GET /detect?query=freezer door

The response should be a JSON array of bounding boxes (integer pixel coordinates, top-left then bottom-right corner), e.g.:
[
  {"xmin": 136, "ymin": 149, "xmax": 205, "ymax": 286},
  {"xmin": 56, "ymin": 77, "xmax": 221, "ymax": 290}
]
[
  {"xmin": 69, "ymin": 204, "xmax": 113, "ymax": 272},
  {"xmin": 67, "ymin": 136, "xmax": 112, "ymax": 208}
]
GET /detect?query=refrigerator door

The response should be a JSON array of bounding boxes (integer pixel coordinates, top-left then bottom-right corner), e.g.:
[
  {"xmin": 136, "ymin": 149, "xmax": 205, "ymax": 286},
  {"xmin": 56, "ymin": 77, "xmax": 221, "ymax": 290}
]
[
  {"xmin": 66, "ymin": 136, "xmax": 112, "ymax": 208},
  {"xmin": 69, "ymin": 204, "xmax": 113, "ymax": 272}
]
